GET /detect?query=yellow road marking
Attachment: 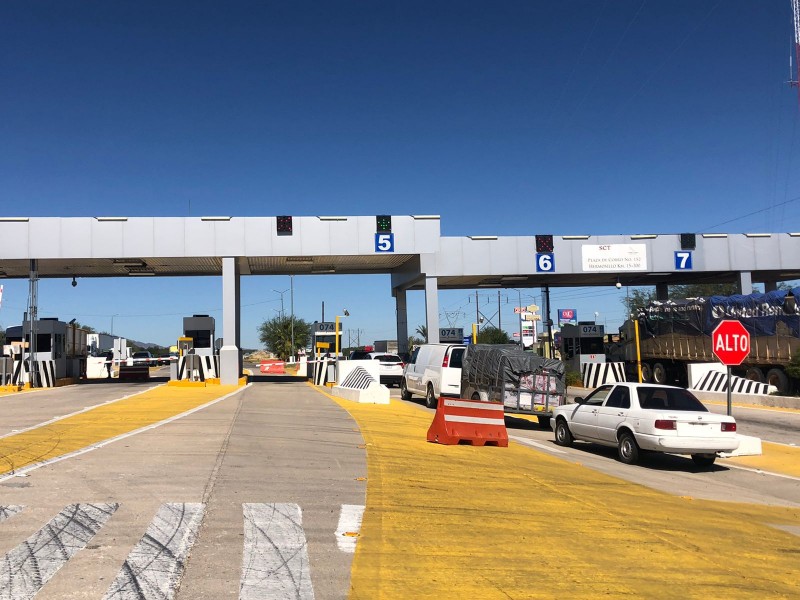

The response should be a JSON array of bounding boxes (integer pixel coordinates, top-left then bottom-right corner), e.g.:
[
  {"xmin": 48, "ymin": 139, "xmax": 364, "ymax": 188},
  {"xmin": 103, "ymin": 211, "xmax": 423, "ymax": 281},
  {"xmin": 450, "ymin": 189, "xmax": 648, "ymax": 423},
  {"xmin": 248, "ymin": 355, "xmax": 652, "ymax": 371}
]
[
  {"xmin": 311, "ymin": 383, "xmax": 800, "ymax": 599},
  {"xmin": 722, "ymin": 441, "xmax": 800, "ymax": 478},
  {"xmin": 0, "ymin": 384, "xmax": 241, "ymax": 477}
]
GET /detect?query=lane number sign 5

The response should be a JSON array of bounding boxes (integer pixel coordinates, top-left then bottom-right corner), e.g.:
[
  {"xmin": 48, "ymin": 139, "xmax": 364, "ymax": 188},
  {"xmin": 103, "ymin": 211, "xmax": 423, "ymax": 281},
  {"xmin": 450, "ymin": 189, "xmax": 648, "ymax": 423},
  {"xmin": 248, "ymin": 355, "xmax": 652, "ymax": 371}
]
[
  {"xmin": 375, "ymin": 233, "xmax": 395, "ymax": 252},
  {"xmin": 536, "ymin": 252, "xmax": 555, "ymax": 272},
  {"xmin": 675, "ymin": 251, "xmax": 693, "ymax": 270}
]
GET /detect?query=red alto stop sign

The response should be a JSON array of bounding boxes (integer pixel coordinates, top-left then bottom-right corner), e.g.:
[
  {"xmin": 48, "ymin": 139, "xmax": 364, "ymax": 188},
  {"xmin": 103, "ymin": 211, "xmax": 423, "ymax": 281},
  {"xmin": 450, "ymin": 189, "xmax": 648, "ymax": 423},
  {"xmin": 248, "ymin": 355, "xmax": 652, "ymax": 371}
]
[{"xmin": 712, "ymin": 320, "xmax": 751, "ymax": 366}]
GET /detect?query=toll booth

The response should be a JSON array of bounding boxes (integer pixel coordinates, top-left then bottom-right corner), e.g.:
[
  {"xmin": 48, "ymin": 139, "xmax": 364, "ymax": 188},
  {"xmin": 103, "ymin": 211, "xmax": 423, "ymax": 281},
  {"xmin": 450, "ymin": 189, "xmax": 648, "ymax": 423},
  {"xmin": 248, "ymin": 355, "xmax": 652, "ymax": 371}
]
[
  {"xmin": 3, "ymin": 319, "xmax": 88, "ymax": 385},
  {"xmin": 174, "ymin": 316, "xmax": 218, "ymax": 381},
  {"xmin": 559, "ymin": 322, "xmax": 606, "ymax": 374},
  {"xmin": 183, "ymin": 315, "xmax": 215, "ymax": 357}
]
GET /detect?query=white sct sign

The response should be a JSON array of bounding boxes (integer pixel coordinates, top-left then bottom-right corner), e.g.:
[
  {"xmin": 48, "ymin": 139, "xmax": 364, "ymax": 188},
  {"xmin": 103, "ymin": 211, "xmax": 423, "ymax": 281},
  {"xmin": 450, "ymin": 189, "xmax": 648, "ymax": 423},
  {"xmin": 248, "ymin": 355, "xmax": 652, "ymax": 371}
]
[{"xmin": 581, "ymin": 244, "xmax": 648, "ymax": 272}]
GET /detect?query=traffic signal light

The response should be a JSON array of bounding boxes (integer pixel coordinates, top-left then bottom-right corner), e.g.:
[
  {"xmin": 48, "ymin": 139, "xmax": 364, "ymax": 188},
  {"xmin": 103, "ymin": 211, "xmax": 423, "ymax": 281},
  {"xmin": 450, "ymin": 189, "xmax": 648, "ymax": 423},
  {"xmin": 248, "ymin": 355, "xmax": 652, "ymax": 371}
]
[
  {"xmin": 680, "ymin": 233, "xmax": 696, "ymax": 250},
  {"xmin": 276, "ymin": 215, "xmax": 293, "ymax": 236},
  {"xmin": 376, "ymin": 215, "xmax": 392, "ymax": 233},
  {"xmin": 535, "ymin": 235, "xmax": 554, "ymax": 253}
]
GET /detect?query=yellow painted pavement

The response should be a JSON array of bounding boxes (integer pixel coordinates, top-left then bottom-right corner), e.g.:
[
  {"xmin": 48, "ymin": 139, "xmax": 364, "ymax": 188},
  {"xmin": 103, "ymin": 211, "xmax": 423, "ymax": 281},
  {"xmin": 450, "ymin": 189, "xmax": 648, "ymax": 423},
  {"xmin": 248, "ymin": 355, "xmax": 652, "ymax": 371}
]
[
  {"xmin": 723, "ymin": 442, "xmax": 800, "ymax": 478},
  {"xmin": 0, "ymin": 384, "xmax": 241, "ymax": 476},
  {"xmin": 314, "ymin": 385, "xmax": 800, "ymax": 599}
]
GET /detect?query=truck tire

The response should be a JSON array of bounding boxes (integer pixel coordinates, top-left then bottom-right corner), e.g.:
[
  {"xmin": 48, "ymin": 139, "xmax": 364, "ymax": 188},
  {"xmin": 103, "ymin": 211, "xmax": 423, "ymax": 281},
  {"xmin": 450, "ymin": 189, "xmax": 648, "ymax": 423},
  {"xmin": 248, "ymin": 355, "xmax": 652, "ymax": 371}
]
[
  {"xmin": 400, "ymin": 378, "xmax": 412, "ymax": 400},
  {"xmin": 640, "ymin": 363, "xmax": 653, "ymax": 383},
  {"xmin": 766, "ymin": 369, "xmax": 789, "ymax": 394},
  {"xmin": 745, "ymin": 367, "xmax": 765, "ymax": 383},
  {"xmin": 652, "ymin": 363, "xmax": 668, "ymax": 385},
  {"xmin": 425, "ymin": 384, "xmax": 438, "ymax": 409}
]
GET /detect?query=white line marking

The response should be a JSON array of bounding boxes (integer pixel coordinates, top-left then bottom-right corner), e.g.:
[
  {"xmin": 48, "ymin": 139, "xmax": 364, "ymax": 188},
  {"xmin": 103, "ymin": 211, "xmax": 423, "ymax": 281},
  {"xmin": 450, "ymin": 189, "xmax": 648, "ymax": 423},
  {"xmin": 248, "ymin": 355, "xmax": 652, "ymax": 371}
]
[
  {"xmin": 0, "ymin": 505, "xmax": 24, "ymax": 523},
  {"xmin": 103, "ymin": 503, "xmax": 205, "ymax": 600},
  {"xmin": 721, "ymin": 462, "xmax": 800, "ymax": 482},
  {"xmin": 0, "ymin": 384, "xmax": 251, "ymax": 483},
  {"xmin": 240, "ymin": 503, "xmax": 315, "ymax": 600},
  {"xmin": 509, "ymin": 435, "xmax": 567, "ymax": 454},
  {"xmin": 0, "ymin": 503, "xmax": 119, "ymax": 600},
  {"xmin": 0, "ymin": 384, "xmax": 164, "ymax": 441},
  {"xmin": 335, "ymin": 505, "xmax": 365, "ymax": 553}
]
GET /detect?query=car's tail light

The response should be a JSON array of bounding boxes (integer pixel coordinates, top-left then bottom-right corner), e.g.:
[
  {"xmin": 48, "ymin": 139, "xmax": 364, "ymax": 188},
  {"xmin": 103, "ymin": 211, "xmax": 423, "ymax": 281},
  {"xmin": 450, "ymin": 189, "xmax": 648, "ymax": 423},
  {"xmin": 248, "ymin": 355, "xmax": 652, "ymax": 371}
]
[
  {"xmin": 654, "ymin": 419, "xmax": 677, "ymax": 430},
  {"xmin": 721, "ymin": 422, "xmax": 737, "ymax": 432},
  {"xmin": 442, "ymin": 354, "xmax": 449, "ymax": 368},
  {"xmin": 399, "ymin": 362, "xmax": 405, "ymax": 368}
]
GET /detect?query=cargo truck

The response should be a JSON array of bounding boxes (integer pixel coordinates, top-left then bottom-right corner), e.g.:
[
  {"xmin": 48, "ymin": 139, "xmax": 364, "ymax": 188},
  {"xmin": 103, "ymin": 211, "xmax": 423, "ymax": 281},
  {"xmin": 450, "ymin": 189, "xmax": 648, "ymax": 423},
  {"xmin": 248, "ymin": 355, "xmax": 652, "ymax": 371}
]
[{"xmin": 605, "ymin": 289, "xmax": 800, "ymax": 394}]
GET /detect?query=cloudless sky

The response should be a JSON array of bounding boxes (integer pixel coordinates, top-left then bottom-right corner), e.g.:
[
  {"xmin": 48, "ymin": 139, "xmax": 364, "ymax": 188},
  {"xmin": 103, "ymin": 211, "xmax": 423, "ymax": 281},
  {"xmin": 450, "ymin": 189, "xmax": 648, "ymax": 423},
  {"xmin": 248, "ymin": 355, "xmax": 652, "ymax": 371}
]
[{"xmin": 2, "ymin": 1, "xmax": 799, "ymax": 348}]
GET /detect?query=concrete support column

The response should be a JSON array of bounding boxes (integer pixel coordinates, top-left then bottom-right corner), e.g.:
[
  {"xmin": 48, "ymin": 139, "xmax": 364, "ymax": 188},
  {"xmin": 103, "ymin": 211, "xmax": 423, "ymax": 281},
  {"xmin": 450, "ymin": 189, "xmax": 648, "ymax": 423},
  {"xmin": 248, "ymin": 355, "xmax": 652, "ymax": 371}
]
[
  {"xmin": 394, "ymin": 288, "xmax": 409, "ymax": 355},
  {"xmin": 763, "ymin": 280, "xmax": 778, "ymax": 293},
  {"xmin": 655, "ymin": 283, "xmax": 669, "ymax": 301},
  {"xmin": 737, "ymin": 271, "xmax": 753, "ymax": 295},
  {"xmin": 424, "ymin": 276, "xmax": 440, "ymax": 343},
  {"xmin": 220, "ymin": 257, "xmax": 242, "ymax": 385}
]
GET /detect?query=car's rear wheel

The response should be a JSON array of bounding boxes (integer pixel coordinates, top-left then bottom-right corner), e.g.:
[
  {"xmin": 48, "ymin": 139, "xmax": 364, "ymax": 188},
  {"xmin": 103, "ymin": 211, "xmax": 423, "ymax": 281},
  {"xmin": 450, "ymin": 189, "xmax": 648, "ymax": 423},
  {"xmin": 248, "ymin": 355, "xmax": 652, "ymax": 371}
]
[
  {"xmin": 554, "ymin": 419, "xmax": 573, "ymax": 446},
  {"xmin": 617, "ymin": 432, "xmax": 640, "ymax": 465},
  {"xmin": 425, "ymin": 384, "xmax": 438, "ymax": 409},
  {"xmin": 400, "ymin": 379, "xmax": 412, "ymax": 400},
  {"xmin": 691, "ymin": 454, "xmax": 716, "ymax": 468}
]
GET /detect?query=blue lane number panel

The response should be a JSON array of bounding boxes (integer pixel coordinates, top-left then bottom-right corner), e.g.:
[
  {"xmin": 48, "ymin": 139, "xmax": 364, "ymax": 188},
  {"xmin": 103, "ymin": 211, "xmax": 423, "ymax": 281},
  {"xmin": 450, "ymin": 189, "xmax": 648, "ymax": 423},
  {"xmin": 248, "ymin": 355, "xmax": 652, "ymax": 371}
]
[
  {"xmin": 675, "ymin": 251, "xmax": 693, "ymax": 270},
  {"xmin": 375, "ymin": 233, "xmax": 395, "ymax": 253},
  {"xmin": 536, "ymin": 252, "xmax": 555, "ymax": 273}
]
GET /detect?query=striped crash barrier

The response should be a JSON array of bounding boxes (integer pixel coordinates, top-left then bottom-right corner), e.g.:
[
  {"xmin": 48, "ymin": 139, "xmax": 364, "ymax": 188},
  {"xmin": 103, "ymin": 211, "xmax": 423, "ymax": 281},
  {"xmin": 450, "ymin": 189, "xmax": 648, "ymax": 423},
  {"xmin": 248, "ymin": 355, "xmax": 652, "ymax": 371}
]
[
  {"xmin": 426, "ymin": 397, "xmax": 508, "ymax": 447},
  {"xmin": 692, "ymin": 370, "xmax": 772, "ymax": 395},
  {"xmin": 582, "ymin": 362, "xmax": 626, "ymax": 388}
]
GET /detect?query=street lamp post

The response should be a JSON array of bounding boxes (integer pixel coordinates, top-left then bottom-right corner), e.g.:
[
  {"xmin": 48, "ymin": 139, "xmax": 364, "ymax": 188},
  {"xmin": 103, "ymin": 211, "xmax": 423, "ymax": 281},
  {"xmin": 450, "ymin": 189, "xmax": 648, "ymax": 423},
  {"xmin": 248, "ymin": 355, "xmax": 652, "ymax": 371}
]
[{"xmin": 335, "ymin": 309, "xmax": 349, "ymax": 381}]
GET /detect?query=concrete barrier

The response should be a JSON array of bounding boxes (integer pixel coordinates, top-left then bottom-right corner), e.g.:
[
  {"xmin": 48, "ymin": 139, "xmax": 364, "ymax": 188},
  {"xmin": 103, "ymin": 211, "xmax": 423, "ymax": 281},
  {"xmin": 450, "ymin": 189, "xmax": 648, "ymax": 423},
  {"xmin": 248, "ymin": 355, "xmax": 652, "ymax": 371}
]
[
  {"xmin": 331, "ymin": 364, "xmax": 390, "ymax": 404},
  {"xmin": 720, "ymin": 434, "xmax": 763, "ymax": 457}
]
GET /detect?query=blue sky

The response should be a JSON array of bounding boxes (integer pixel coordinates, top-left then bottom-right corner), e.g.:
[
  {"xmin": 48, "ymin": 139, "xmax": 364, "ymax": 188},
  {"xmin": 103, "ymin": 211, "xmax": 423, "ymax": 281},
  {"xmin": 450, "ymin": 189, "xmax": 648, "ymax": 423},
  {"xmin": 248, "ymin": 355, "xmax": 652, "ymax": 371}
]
[{"xmin": 2, "ymin": 1, "xmax": 799, "ymax": 348}]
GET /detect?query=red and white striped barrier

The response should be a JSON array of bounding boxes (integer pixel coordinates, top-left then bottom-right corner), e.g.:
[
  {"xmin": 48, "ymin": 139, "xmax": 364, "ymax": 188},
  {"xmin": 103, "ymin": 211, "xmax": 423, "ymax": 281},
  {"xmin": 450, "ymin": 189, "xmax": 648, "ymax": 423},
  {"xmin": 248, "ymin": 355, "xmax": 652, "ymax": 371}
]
[{"xmin": 426, "ymin": 397, "xmax": 508, "ymax": 447}]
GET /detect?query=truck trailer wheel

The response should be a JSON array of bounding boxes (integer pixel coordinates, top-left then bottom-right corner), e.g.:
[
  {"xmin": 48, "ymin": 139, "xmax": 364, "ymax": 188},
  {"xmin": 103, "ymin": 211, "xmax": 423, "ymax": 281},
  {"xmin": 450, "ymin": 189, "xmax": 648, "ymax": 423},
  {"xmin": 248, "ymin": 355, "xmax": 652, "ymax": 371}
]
[
  {"xmin": 640, "ymin": 363, "xmax": 653, "ymax": 383},
  {"xmin": 745, "ymin": 367, "xmax": 765, "ymax": 383},
  {"xmin": 652, "ymin": 363, "xmax": 668, "ymax": 385},
  {"xmin": 766, "ymin": 369, "xmax": 789, "ymax": 394}
]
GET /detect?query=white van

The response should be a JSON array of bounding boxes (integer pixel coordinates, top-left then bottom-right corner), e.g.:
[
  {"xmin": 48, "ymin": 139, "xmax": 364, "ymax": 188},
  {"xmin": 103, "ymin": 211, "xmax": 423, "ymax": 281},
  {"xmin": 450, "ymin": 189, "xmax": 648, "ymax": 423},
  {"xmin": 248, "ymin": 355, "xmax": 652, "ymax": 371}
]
[{"xmin": 400, "ymin": 343, "xmax": 467, "ymax": 408}]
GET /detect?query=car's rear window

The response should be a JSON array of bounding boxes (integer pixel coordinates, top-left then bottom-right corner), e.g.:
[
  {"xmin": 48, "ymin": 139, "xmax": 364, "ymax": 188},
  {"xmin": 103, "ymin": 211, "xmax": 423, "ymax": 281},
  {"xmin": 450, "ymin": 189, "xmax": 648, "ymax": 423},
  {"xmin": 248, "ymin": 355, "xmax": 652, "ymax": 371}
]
[
  {"xmin": 637, "ymin": 387, "xmax": 708, "ymax": 411},
  {"xmin": 448, "ymin": 348, "xmax": 465, "ymax": 369},
  {"xmin": 373, "ymin": 355, "xmax": 402, "ymax": 363}
]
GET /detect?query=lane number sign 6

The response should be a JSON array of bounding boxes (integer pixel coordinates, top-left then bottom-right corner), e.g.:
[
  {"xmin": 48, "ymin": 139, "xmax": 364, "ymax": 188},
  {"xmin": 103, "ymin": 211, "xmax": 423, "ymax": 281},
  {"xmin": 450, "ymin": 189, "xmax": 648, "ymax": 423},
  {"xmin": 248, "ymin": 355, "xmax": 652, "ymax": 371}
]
[
  {"xmin": 675, "ymin": 251, "xmax": 693, "ymax": 270},
  {"xmin": 536, "ymin": 252, "xmax": 555, "ymax": 272},
  {"xmin": 375, "ymin": 233, "xmax": 395, "ymax": 253}
]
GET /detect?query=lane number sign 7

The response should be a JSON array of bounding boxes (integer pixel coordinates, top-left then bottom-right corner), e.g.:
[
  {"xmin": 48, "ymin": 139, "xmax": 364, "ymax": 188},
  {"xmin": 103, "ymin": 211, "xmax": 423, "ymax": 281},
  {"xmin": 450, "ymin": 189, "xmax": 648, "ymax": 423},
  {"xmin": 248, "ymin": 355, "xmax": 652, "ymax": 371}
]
[
  {"xmin": 675, "ymin": 251, "xmax": 693, "ymax": 270},
  {"xmin": 536, "ymin": 252, "xmax": 555, "ymax": 272}
]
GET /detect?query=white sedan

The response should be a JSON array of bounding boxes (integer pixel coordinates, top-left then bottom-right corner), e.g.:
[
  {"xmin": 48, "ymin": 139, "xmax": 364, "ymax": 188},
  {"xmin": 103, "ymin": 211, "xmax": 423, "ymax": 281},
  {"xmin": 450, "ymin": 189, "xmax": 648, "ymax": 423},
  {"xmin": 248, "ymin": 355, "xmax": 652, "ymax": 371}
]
[{"xmin": 552, "ymin": 382, "xmax": 739, "ymax": 467}]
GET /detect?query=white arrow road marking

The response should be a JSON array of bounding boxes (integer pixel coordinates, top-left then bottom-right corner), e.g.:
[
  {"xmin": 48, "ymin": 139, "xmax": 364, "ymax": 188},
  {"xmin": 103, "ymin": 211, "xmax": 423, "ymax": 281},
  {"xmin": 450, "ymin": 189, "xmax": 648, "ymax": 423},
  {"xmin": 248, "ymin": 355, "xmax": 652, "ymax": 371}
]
[
  {"xmin": 335, "ymin": 505, "xmax": 365, "ymax": 553},
  {"xmin": 240, "ymin": 503, "xmax": 314, "ymax": 600},
  {"xmin": 0, "ymin": 503, "xmax": 119, "ymax": 600},
  {"xmin": 102, "ymin": 503, "xmax": 205, "ymax": 600}
]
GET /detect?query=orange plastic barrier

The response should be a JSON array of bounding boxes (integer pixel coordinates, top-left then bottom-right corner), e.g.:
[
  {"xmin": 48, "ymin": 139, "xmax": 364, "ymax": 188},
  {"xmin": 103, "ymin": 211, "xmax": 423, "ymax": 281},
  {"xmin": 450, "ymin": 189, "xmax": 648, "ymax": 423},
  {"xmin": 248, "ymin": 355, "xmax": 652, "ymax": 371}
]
[
  {"xmin": 426, "ymin": 397, "xmax": 508, "ymax": 447},
  {"xmin": 259, "ymin": 360, "xmax": 285, "ymax": 374}
]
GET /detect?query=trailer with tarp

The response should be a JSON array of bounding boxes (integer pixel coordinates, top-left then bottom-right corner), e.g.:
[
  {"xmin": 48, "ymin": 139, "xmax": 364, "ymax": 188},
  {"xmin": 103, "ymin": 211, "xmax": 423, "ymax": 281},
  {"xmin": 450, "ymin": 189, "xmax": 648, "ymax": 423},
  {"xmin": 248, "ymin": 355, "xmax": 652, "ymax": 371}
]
[{"xmin": 460, "ymin": 344, "xmax": 566, "ymax": 428}]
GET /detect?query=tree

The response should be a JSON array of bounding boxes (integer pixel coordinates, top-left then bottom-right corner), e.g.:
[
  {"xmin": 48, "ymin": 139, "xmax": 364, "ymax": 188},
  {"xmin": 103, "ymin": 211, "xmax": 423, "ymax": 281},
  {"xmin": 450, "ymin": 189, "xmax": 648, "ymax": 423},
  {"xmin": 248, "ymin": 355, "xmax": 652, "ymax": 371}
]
[
  {"xmin": 258, "ymin": 315, "xmax": 311, "ymax": 360},
  {"xmin": 71, "ymin": 321, "xmax": 96, "ymax": 333},
  {"xmin": 415, "ymin": 324, "xmax": 427, "ymax": 342},
  {"xmin": 476, "ymin": 326, "xmax": 512, "ymax": 344}
]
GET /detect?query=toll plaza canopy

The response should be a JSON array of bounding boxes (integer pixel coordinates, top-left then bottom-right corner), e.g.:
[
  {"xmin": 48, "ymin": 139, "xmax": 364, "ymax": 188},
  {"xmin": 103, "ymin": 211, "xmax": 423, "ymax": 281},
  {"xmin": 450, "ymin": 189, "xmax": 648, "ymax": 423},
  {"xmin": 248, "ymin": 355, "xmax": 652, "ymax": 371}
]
[{"xmin": 2, "ymin": 215, "xmax": 799, "ymax": 384}]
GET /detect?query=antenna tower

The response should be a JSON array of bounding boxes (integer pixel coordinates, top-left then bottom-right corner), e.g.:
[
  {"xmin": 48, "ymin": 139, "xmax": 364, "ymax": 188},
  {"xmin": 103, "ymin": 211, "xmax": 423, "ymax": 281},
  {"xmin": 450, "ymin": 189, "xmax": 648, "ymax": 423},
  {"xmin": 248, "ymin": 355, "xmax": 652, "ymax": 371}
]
[{"xmin": 791, "ymin": 0, "xmax": 800, "ymax": 96}]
